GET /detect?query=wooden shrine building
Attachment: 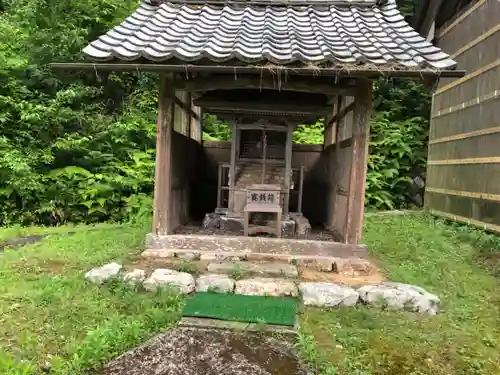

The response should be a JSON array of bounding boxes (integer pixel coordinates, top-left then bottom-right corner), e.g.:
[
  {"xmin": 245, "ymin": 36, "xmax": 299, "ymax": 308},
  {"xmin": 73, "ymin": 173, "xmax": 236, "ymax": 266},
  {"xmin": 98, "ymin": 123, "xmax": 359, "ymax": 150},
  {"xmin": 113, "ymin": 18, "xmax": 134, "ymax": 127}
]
[{"xmin": 53, "ymin": 0, "xmax": 463, "ymax": 255}]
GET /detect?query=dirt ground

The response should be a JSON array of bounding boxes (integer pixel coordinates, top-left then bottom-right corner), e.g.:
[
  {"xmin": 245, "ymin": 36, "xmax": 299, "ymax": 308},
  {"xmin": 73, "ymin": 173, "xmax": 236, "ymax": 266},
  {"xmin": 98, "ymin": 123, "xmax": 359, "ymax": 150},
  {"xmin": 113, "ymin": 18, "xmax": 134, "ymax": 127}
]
[{"xmin": 92, "ymin": 327, "xmax": 311, "ymax": 375}]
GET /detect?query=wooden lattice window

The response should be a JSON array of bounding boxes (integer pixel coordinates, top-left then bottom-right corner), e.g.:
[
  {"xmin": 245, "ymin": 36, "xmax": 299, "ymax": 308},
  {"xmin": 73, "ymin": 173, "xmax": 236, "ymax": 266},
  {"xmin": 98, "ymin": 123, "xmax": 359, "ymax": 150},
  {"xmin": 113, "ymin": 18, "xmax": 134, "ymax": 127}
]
[{"xmin": 239, "ymin": 129, "xmax": 286, "ymax": 161}]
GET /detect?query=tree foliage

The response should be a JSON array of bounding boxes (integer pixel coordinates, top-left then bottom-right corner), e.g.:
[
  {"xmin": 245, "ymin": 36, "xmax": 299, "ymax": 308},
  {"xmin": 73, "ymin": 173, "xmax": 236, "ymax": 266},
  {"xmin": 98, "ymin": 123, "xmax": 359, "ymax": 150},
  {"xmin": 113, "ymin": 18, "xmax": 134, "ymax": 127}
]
[
  {"xmin": 0, "ymin": 0, "xmax": 429, "ymax": 225},
  {"xmin": 0, "ymin": 0, "xmax": 159, "ymax": 225}
]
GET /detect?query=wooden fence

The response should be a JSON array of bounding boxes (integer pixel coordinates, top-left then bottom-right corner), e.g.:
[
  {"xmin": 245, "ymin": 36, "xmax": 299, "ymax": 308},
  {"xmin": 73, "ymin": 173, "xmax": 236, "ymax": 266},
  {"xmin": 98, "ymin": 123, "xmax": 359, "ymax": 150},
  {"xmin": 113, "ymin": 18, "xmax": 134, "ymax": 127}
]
[{"xmin": 426, "ymin": 0, "xmax": 500, "ymax": 231}]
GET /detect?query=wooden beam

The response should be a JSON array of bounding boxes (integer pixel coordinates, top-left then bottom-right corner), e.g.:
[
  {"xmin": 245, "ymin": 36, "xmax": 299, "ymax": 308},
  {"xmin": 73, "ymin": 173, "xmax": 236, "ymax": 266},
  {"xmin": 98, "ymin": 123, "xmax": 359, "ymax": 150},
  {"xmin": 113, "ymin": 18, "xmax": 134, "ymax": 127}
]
[
  {"xmin": 325, "ymin": 100, "xmax": 355, "ymax": 129},
  {"xmin": 429, "ymin": 209, "xmax": 500, "ymax": 234},
  {"xmin": 193, "ymin": 99, "xmax": 330, "ymax": 115},
  {"xmin": 152, "ymin": 74, "xmax": 174, "ymax": 235},
  {"xmin": 339, "ymin": 137, "xmax": 353, "ymax": 149},
  {"xmin": 429, "ymin": 124, "xmax": 500, "ymax": 145},
  {"xmin": 426, "ymin": 187, "xmax": 500, "ymax": 202},
  {"xmin": 345, "ymin": 79, "xmax": 372, "ymax": 245},
  {"xmin": 436, "ymin": 0, "xmax": 487, "ymax": 39},
  {"xmin": 175, "ymin": 75, "xmax": 355, "ymax": 96},
  {"xmin": 431, "ymin": 90, "xmax": 500, "ymax": 118},
  {"xmin": 237, "ymin": 124, "xmax": 288, "ymax": 132},
  {"xmin": 50, "ymin": 62, "xmax": 466, "ymax": 79},
  {"xmin": 173, "ymin": 95, "xmax": 199, "ymax": 121},
  {"xmin": 434, "ymin": 59, "xmax": 500, "ymax": 96},
  {"xmin": 451, "ymin": 23, "xmax": 500, "ymax": 59},
  {"xmin": 323, "ymin": 98, "xmax": 338, "ymax": 147},
  {"xmin": 428, "ymin": 157, "xmax": 500, "ymax": 165}
]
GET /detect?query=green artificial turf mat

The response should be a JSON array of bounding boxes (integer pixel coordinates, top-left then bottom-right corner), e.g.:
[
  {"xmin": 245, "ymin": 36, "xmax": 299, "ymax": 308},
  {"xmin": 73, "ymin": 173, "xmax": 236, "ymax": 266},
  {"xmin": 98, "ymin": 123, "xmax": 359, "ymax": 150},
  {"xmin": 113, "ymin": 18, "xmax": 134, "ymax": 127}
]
[{"xmin": 182, "ymin": 292, "xmax": 298, "ymax": 326}]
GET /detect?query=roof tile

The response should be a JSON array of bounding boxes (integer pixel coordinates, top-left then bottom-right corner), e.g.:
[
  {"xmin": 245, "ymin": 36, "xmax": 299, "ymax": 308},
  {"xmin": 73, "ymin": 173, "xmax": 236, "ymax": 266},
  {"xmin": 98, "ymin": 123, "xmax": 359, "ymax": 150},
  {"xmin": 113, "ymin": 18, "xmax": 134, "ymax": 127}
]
[{"xmin": 82, "ymin": 0, "xmax": 457, "ymax": 70}]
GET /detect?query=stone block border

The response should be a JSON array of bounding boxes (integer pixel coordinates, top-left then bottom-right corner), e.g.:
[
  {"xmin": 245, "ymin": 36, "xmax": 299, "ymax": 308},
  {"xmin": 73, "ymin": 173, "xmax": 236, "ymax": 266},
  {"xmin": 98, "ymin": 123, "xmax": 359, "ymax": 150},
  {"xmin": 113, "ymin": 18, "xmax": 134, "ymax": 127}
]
[{"xmin": 85, "ymin": 263, "xmax": 441, "ymax": 316}]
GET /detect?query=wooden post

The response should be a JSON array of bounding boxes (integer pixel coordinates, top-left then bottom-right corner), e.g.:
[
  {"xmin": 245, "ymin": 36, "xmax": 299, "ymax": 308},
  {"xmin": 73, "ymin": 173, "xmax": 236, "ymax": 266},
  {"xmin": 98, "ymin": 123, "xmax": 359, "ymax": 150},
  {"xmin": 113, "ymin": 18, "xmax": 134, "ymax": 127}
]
[
  {"xmin": 345, "ymin": 79, "xmax": 372, "ymax": 244},
  {"xmin": 152, "ymin": 74, "xmax": 174, "ymax": 235},
  {"xmin": 217, "ymin": 163, "xmax": 223, "ymax": 209},
  {"xmin": 261, "ymin": 129, "xmax": 267, "ymax": 184},
  {"xmin": 327, "ymin": 96, "xmax": 343, "ymax": 229},
  {"xmin": 284, "ymin": 124, "xmax": 293, "ymax": 217},
  {"xmin": 228, "ymin": 122, "xmax": 237, "ymax": 212},
  {"xmin": 186, "ymin": 92, "xmax": 192, "ymax": 137},
  {"xmin": 323, "ymin": 97, "xmax": 337, "ymax": 147},
  {"xmin": 298, "ymin": 165, "xmax": 305, "ymax": 213}
]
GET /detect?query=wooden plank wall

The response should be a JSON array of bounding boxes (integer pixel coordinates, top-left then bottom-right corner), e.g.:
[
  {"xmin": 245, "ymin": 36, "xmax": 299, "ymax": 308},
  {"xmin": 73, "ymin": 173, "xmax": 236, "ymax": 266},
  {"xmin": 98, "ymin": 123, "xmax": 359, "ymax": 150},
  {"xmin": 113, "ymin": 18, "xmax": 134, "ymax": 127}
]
[
  {"xmin": 169, "ymin": 91, "xmax": 204, "ymax": 232},
  {"xmin": 327, "ymin": 96, "xmax": 355, "ymax": 242},
  {"xmin": 426, "ymin": 0, "xmax": 500, "ymax": 231}
]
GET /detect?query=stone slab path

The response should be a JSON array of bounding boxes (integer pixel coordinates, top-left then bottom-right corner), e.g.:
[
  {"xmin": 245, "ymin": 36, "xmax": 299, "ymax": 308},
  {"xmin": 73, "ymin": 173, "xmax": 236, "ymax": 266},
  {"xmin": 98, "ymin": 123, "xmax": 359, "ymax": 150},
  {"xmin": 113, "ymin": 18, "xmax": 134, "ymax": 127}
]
[{"xmin": 86, "ymin": 262, "xmax": 441, "ymax": 315}]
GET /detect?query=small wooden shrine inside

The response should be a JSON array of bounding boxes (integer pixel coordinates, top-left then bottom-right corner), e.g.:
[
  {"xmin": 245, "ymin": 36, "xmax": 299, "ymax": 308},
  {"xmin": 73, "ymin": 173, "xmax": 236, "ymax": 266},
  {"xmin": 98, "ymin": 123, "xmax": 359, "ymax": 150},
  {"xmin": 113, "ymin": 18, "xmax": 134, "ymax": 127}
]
[
  {"xmin": 52, "ymin": 0, "xmax": 463, "ymax": 252},
  {"xmin": 201, "ymin": 81, "xmax": 338, "ymax": 238}
]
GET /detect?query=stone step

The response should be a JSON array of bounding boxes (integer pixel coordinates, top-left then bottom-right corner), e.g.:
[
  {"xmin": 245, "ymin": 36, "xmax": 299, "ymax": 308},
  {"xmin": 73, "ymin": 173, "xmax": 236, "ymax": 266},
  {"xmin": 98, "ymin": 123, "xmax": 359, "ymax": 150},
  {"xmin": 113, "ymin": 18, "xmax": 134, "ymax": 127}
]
[
  {"xmin": 196, "ymin": 274, "xmax": 299, "ymax": 297},
  {"xmin": 147, "ymin": 234, "xmax": 367, "ymax": 256},
  {"xmin": 86, "ymin": 263, "xmax": 440, "ymax": 315},
  {"xmin": 206, "ymin": 261, "xmax": 299, "ymax": 279},
  {"xmin": 142, "ymin": 248, "xmax": 376, "ymax": 275}
]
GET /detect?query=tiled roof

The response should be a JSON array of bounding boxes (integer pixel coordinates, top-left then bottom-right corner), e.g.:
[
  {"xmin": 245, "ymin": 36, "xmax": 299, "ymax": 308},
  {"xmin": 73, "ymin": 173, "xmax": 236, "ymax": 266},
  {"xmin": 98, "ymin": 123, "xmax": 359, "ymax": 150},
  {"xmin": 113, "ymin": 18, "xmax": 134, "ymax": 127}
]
[{"xmin": 82, "ymin": 0, "xmax": 457, "ymax": 70}]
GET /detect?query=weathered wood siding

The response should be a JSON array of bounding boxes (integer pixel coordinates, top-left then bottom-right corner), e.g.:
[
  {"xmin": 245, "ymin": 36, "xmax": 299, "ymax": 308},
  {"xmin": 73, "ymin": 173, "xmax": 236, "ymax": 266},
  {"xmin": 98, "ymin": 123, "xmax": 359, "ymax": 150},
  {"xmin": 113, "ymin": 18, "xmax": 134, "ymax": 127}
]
[
  {"xmin": 426, "ymin": 0, "xmax": 500, "ymax": 231},
  {"xmin": 170, "ymin": 91, "xmax": 204, "ymax": 231},
  {"xmin": 326, "ymin": 96, "xmax": 354, "ymax": 242}
]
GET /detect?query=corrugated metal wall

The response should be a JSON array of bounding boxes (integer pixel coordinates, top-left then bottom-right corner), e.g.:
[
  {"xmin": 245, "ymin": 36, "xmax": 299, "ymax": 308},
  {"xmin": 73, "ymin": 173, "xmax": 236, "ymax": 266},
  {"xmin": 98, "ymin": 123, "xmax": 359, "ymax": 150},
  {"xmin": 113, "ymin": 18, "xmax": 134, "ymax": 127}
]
[{"xmin": 425, "ymin": 0, "xmax": 500, "ymax": 230}]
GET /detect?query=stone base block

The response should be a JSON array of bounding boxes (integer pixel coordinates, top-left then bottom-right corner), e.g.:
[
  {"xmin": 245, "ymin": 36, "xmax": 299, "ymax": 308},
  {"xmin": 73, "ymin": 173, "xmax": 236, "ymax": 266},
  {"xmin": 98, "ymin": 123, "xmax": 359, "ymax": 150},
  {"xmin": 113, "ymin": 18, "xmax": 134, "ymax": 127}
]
[
  {"xmin": 293, "ymin": 215, "xmax": 311, "ymax": 239},
  {"xmin": 281, "ymin": 219, "xmax": 296, "ymax": 237},
  {"xmin": 215, "ymin": 207, "xmax": 229, "ymax": 215},
  {"xmin": 144, "ymin": 234, "xmax": 369, "ymax": 259},
  {"xmin": 219, "ymin": 215, "xmax": 295, "ymax": 237},
  {"xmin": 202, "ymin": 213, "xmax": 220, "ymax": 230},
  {"xmin": 219, "ymin": 215, "xmax": 244, "ymax": 233}
]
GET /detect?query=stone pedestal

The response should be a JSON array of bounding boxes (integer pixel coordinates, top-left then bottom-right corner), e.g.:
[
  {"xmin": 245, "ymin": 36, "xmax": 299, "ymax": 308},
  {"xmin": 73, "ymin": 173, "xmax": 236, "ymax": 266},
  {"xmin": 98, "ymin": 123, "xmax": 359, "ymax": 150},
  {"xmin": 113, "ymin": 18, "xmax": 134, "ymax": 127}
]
[
  {"xmin": 202, "ymin": 213, "xmax": 220, "ymax": 230},
  {"xmin": 219, "ymin": 215, "xmax": 245, "ymax": 233},
  {"xmin": 293, "ymin": 215, "xmax": 311, "ymax": 239},
  {"xmin": 201, "ymin": 210, "xmax": 310, "ymax": 238}
]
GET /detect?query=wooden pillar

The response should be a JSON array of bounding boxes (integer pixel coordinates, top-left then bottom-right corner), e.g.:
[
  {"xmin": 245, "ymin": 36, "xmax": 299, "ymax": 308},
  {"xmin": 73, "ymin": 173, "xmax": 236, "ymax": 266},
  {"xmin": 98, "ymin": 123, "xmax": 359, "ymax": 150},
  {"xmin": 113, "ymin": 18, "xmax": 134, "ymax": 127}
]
[
  {"xmin": 345, "ymin": 79, "xmax": 372, "ymax": 244},
  {"xmin": 323, "ymin": 97, "xmax": 338, "ymax": 147},
  {"xmin": 298, "ymin": 165, "xmax": 304, "ymax": 213},
  {"xmin": 261, "ymin": 128, "xmax": 267, "ymax": 184},
  {"xmin": 284, "ymin": 124, "xmax": 293, "ymax": 217},
  {"xmin": 152, "ymin": 74, "xmax": 174, "ymax": 235},
  {"xmin": 228, "ymin": 122, "xmax": 237, "ymax": 212},
  {"xmin": 186, "ymin": 92, "xmax": 192, "ymax": 137},
  {"xmin": 328, "ymin": 95, "xmax": 343, "ymax": 229}
]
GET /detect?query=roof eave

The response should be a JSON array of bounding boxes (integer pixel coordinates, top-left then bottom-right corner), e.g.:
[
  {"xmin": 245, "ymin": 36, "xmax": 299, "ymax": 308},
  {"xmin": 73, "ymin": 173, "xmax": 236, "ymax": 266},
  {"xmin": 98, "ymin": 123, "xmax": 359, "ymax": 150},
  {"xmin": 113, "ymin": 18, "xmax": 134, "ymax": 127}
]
[{"xmin": 50, "ymin": 62, "xmax": 466, "ymax": 79}]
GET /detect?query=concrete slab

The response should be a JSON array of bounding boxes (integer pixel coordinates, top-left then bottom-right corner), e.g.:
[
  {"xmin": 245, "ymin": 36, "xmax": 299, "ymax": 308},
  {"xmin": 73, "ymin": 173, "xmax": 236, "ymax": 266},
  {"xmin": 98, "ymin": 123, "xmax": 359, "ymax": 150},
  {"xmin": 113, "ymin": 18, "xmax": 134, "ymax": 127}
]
[
  {"xmin": 145, "ymin": 233, "xmax": 368, "ymax": 258},
  {"xmin": 178, "ymin": 317, "xmax": 297, "ymax": 336}
]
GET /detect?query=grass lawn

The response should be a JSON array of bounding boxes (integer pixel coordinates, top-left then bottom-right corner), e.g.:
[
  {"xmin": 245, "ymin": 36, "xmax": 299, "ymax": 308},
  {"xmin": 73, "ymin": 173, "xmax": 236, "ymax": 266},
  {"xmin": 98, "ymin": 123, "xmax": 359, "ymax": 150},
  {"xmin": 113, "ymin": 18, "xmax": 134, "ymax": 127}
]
[
  {"xmin": 299, "ymin": 214, "xmax": 500, "ymax": 375},
  {"xmin": 1, "ymin": 214, "xmax": 500, "ymax": 375},
  {"xmin": 0, "ymin": 221, "xmax": 183, "ymax": 375}
]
